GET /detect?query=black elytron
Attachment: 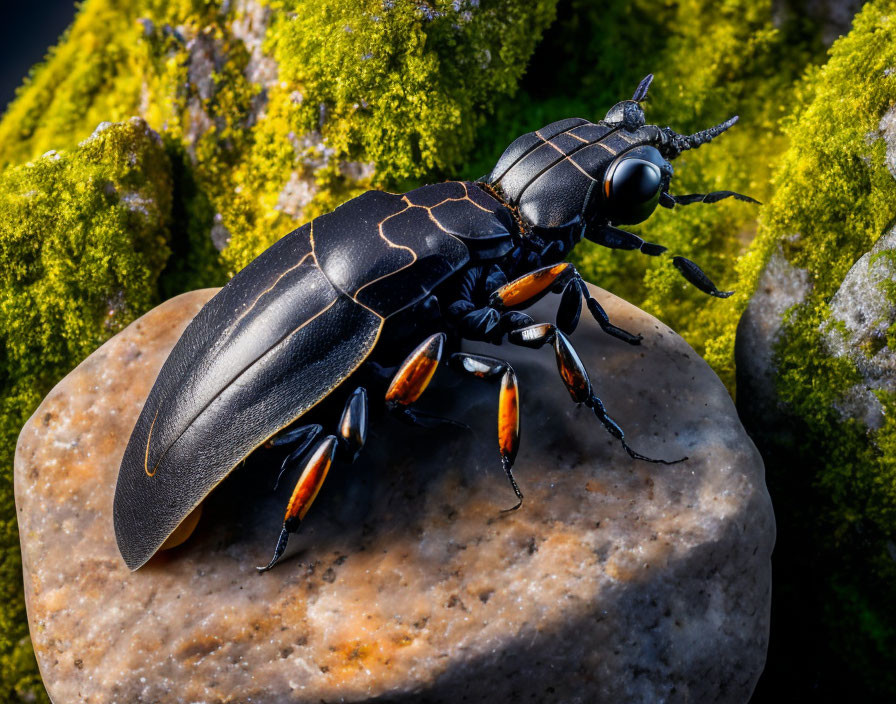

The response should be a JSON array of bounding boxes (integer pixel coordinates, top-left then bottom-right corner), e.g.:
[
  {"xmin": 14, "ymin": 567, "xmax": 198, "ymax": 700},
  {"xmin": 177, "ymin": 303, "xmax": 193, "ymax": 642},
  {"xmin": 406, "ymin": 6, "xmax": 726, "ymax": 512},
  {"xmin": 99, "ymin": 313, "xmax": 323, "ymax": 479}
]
[{"xmin": 114, "ymin": 75, "xmax": 757, "ymax": 571}]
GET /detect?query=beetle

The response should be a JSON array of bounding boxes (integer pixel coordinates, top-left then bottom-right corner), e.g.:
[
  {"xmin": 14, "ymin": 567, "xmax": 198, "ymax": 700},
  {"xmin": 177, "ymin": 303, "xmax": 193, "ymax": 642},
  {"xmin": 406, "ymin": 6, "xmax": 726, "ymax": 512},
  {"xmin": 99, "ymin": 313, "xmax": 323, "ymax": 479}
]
[{"xmin": 113, "ymin": 75, "xmax": 757, "ymax": 571}]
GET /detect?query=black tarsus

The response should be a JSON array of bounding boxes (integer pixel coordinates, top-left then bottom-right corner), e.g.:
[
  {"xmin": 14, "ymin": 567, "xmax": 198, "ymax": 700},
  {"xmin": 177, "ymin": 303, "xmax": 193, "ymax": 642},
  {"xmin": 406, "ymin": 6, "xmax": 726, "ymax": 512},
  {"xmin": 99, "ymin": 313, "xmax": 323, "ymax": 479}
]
[
  {"xmin": 585, "ymin": 296, "xmax": 642, "ymax": 345},
  {"xmin": 586, "ymin": 395, "xmax": 688, "ymax": 465},
  {"xmin": 500, "ymin": 455, "xmax": 524, "ymax": 512},
  {"xmin": 669, "ymin": 191, "xmax": 760, "ymax": 206},
  {"xmin": 257, "ymin": 524, "xmax": 292, "ymax": 573},
  {"xmin": 672, "ymin": 256, "xmax": 734, "ymax": 298}
]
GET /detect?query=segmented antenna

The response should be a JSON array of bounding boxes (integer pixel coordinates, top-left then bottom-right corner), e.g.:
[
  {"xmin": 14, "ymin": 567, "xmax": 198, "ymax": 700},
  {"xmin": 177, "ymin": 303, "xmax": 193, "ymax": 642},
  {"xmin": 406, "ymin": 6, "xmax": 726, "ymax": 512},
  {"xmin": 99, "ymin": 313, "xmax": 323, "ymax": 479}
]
[{"xmin": 635, "ymin": 115, "xmax": 739, "ymax": 160}]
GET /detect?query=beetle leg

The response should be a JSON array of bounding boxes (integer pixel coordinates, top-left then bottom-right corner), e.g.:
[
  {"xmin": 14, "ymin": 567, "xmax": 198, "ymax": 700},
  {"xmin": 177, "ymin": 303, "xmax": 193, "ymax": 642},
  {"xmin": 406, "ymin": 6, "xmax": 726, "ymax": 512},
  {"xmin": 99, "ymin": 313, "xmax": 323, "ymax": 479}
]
[
  {"xmin": 581, "ymin": 285, "xmax": 642, "ymax": 345},
  {"xmin": 553, "ymin": 330, "xmax": 686, "ymax": 464},
  {"xmin": 258, "ymin": 435, "xmax": 338, "ymax": 573},
  {"xmin": 268, "ymin": 423, "xmax": 322, "ymax": 449},
  {"xmin": 488, "ymin": 262, "xmax": 575, "ymax": 310},
  {"xmin": 488, "ymin": 262, "xmax": 641, "ymax": 345},
  {"xmin": 505, "ymin": 326, "xmax": 686, "ymax": 465},
  {"xmin": 449, "ymin": 353, "xmax": 523, "ymax": 511},
  {"xmin": 337, "ymin": 387, "xmax": 368, "ymax": 462},
  {"xmin": 556, "ymin": 279, "xmax": 583, "ymax": 335},
  {"xmin": 385, "ymin": 332, "xmax": 445, "ymax": 407},
  {"xmin": 672, "ymin": 256, "xmax": 733, "ymax": 298},
  {"xmin": 384, "ymin": 332, "xmax": 467, "ymax": 428},
  {"xmin": 586, "ymin": 223, "xmax": 734, "ymax": 298},
  {"xmin": 585, "ymin": 224, "xmax": 667, "ymax": 257}
]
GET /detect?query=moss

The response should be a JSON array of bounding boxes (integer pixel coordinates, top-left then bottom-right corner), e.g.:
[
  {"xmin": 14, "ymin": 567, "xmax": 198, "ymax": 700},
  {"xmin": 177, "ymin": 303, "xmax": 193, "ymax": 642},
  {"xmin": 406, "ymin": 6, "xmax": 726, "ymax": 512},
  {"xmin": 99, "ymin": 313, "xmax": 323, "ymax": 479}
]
[
  {"xmin": 0, "ymin": 118, "xmax": 172, "ymax": 702},
  {"xmin": 739, "ymin": 1, "xmax": 896, "ymax": 695},
  {"xmin": 0, "ymin": 0, "xmax": 558, "ymax": 279},
  {"xmin": 220, "ymin": 0, "xmax": 558, "ymax": 271}
]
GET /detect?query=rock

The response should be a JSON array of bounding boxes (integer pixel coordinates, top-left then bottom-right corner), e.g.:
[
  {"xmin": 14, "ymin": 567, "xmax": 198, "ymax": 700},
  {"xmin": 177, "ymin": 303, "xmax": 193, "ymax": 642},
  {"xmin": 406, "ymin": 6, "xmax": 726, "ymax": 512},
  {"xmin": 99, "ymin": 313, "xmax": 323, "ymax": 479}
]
[
  {"xmin": 820, "ymin": 226, "xmax": 896, "ymax": 428},
  {"xmin": 15, "ymin": 286, "xmax": 773, "ymax": 703},
  {"xmin": 735, "ymin": 246, "xmax": 812, "ymax": 439}
]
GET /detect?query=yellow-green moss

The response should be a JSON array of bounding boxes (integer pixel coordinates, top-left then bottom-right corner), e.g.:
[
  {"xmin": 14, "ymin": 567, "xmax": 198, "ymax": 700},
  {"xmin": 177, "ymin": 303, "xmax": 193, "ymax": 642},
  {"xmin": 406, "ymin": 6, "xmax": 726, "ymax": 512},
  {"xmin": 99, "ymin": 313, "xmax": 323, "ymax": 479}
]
[
  {"xmin": 0, "ymin": 118, "xmax": 172, "ymax": 703},
  {"xmin": 741, "ymin": 0, "xmax": 896, "ymax": 694},
  {"xmin": 221, "ymin": 0, "xmax": 558, "ymax": 271}
]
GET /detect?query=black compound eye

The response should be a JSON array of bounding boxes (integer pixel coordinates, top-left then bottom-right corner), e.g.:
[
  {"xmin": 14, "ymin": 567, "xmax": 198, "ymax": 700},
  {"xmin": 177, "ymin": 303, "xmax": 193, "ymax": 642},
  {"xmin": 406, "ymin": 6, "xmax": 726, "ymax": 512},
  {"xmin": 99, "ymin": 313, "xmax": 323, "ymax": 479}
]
[{"xmin": 603, "ymin": 157, "xmax": 662, "ymax": 225}]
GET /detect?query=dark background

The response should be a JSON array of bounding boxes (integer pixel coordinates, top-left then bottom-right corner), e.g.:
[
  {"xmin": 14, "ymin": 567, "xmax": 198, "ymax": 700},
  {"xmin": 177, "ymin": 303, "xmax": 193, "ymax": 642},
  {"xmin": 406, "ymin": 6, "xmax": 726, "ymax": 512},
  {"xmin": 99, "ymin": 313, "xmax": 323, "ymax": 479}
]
[{"xmin": 0, "ymin": 1, "xmax": 78, "ymax": 113}]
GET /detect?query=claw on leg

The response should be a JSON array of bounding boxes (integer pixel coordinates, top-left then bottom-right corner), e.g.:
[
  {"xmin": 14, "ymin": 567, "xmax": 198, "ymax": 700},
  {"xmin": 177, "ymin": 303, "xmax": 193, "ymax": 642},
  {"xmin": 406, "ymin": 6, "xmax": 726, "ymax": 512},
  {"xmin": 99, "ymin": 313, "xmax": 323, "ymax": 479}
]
[
  {"xmin": 550, "ymin": 330, "xmax": 686, "ymax": 465},
  {"xmin": 672, "ymin": 256, "xmax": 733, "ymax": 298},
  {"xmin": 489, "ymin": 262, "xmax": 573, "ymax": 310},
  {"xmin": 258, "ymin": 435, "xmax": 337, "ymax": 573},
  {"xmin": 587, "ymin": 396, "xmax": 687, "ymax": 465}
]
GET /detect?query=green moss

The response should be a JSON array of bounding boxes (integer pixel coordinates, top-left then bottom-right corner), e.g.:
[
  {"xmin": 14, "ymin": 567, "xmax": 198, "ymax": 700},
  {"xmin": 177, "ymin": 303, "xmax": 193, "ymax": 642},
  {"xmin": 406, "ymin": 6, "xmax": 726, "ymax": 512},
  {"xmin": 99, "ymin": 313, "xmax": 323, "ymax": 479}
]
[
  {"xmin": 0, "ymin": 0, "xmax": 558, "ymax": 279},
  {"xmin": 0, "ymin": 119, "xmax": 172, "ymax": 702},
  {"xmin": 740, "ymin": 0, "xmax": 896, "ymax": 694},
  {"xmin": 220, "ymin": 0, "xmax": 558, "ymax": 272}
]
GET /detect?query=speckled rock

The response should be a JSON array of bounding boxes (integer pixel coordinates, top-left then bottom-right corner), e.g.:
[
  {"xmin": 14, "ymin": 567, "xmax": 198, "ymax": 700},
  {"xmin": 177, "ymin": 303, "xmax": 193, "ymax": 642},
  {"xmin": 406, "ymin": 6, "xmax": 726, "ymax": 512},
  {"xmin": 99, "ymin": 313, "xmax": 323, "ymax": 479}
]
[{"xmin": 15, "ymin": 285, "xmax": 774, "ymax": 704}]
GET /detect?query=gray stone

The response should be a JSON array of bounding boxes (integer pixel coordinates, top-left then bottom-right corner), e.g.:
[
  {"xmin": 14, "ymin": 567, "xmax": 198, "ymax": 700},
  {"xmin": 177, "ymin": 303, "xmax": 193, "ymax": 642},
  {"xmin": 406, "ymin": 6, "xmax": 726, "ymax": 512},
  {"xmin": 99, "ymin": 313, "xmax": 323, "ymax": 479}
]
[
  {"xmin": 878, "ymin": 103, "xmax": 896, "ymax": 179},
  {"xmin": 735, "ymin": 246, "xmax": 812, "ymax": 434},
  {"xmin": 821, "ymin": 226, "xmax": 896, "ymax": 428},
  {"xmin": 16, "ymin": 286, "xmax": 774, "ymax": 703}
]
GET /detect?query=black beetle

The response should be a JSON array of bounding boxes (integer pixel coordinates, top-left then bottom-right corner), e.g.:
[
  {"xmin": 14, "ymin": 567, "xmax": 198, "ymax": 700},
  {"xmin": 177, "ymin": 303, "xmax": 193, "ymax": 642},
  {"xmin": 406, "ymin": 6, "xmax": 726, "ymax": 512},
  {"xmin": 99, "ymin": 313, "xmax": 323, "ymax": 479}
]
[{"xmin": 113, "ymin": 75, "xmax": 757, "ymax": 571}]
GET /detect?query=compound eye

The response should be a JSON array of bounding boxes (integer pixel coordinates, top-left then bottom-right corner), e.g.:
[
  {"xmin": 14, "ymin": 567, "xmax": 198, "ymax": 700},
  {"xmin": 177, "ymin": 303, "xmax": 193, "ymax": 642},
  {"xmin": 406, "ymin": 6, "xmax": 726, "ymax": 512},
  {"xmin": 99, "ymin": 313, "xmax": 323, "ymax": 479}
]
[{"xmin": 603, "ymin": 157, "xmax": 662, "ymax": 225}]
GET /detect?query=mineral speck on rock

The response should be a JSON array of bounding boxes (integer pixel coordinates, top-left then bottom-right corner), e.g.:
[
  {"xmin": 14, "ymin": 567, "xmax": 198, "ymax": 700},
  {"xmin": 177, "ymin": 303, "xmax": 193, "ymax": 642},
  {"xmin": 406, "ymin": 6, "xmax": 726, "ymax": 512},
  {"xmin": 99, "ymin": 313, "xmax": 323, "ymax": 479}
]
[{"xmin": 16, "ymin": 286, "xmax": 774, "ymax": 703}]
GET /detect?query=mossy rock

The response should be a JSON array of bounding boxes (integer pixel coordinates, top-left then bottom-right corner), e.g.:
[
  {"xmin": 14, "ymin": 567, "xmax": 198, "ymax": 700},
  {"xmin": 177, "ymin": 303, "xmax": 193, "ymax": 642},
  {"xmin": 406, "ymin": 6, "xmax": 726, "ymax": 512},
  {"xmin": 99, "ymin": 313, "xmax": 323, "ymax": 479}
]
[
  {"xmin": 0, "ymin": 117, "xmax": 172, "ymax": 702},
  {"xmin": 735, "ymin": 1, "xmax": 896, "ymax": 697}
]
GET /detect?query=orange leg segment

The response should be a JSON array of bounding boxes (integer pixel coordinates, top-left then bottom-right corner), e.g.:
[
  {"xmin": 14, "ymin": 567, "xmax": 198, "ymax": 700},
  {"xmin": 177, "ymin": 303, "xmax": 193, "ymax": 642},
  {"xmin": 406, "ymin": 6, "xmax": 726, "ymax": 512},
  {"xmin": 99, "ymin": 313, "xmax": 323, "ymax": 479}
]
[
  {"xmin": 488, "ymin": 262, "xmax": 573, "ymax": 310},
  {"xmin": 385, "ymin": 332, "xmax": 446, "ymax": 407},
  {"xmin": 498, "ymin": 370, "xmax": 520, "ymax": 467},
  {"xmin": 450, "ymin": 353, "xmax": 525, "ymax": 511},
  {"xmin": 257, "ymin": 435, "xmax": 337, "ymax": 572},
  {"xmin": 498, "ymin": 369, "xmax": 524, "ymax": 512}
]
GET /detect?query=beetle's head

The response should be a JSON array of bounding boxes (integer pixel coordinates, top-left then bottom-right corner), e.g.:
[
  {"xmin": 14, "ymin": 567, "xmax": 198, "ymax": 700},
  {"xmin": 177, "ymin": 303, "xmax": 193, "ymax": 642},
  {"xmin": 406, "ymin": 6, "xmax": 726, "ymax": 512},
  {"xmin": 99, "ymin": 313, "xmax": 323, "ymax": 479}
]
[{"xmin": 485, "ymin": 74, "xmax": 756, "ymax": 260}]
